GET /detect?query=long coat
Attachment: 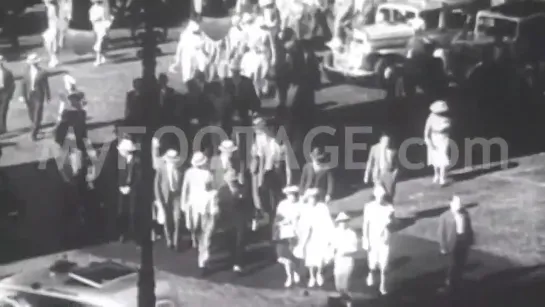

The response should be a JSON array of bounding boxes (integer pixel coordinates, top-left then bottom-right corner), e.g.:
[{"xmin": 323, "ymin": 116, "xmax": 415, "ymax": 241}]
[
  {"xmin": 364, "ymin": 143, "xmax": 399, "ymax": 198},
  {"xmin": 20, "ymin": 67, "xmax": 51, "ymax": 106},
  {"xmin": 0, "ymin": 64, "xmax": 15, "ymax": 133}
]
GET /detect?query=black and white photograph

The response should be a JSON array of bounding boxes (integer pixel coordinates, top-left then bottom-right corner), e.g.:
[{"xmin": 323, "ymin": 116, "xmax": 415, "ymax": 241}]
[{"xmin": 0, "ymin": 0, "xmax": 544, "ymax": 306}]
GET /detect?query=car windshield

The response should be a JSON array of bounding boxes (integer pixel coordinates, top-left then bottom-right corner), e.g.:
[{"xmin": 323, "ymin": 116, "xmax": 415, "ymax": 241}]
[
  {"xmin": 421, "ymin": 9, "xmax": 468, "ymax": 29},
  {"xmin": 476, "ymin": 16, "xmax": 518, "ymax": 39}
]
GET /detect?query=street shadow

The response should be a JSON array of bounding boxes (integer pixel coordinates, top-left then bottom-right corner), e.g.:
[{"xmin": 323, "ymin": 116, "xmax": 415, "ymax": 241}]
[
  {"xmin": 14, "ymin": 69, "xmax": 67, "ymax": 81},
  {"xmin": 60, "ymin": 53, "xmax": 127, "ymax": 66},
  {"xmin": 450, "ymin": 161, "xmax": 518, "ymax": 182}
]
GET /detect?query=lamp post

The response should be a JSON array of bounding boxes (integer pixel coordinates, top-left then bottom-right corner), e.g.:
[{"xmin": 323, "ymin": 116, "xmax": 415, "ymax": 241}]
[{"xmin": 137, "ymin": 0, "xmax": 158, "ymax": 306}]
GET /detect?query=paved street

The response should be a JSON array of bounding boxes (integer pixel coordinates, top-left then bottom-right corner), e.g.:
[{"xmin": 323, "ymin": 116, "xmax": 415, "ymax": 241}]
[{"xmin": 1, "ymin": 10, "xmax": 545, "ymax": 307}]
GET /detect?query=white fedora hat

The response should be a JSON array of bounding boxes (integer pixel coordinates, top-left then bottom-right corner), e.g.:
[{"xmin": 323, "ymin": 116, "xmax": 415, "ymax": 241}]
[
  {"xmin": 63, "ymin": 74, "xmax": 76, "ymax": 86},
  {"xmin": 430, "ymin": 100, "xmax": 449, "ymax": 114},
  {"xmin": 335, "ymin": 212, "xmax": 350, "ymax": 222},
  {"xmin": 304, "ymin": 188, "xmax": 320, "ymax": 198},
  {"xmin": 186, "ymin": 20, "xmax": 200, "ymax": 32},
  {"xmin": 117, "ymin": 139, "xmax": 137, "ymax": 152},
  {"xmin": 241, "ymin": 13, "xmax": 254, "ymax": 24},
  {"xmin": 282, "ymin": 185, "xmax": 299, "ymax": 194},
  {"xmin": 191, "ymin": 151, "xmax": 208, "ymax": 167},
  {"xmin": 26, "ymin": 53, "xmax": 41, "ymax": 64},
  {"xmin": 163, "ymin": 149, "xmax": 181, "ymax": 162},
  {"xmin": 218, "ymin": 140, "xmax": 238, "ymax": 153}
]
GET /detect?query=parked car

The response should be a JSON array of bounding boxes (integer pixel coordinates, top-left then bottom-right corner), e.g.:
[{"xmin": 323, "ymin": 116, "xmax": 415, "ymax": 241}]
[
  {"xmin": 428, "ymin": 1, "xmax": 545, "ymax": 97},
  {"xmin": 403, "ymin": 0, "xmax": 486, "ymax": 95},
  {"xmin": 321, "ymin": 0, "xmax": 475, "ymax": 97},
  {"xmin": 0, "ymin": 259, "xmax": 182, "ymax": 306}
]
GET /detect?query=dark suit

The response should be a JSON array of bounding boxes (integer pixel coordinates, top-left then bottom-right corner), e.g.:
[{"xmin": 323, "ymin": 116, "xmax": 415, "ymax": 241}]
[
  {"xmin": 225, "ymin": 76, "xmax": 261, "ymax": 127},
  {"xmin": 58, "ymin": 147, "xmax": 94, "ymax": 224},
  {"xmin": 20, "ymin": 67, "xmax": 51, "ymax": 139},
  {"xmin": 216, "ymin": 182, "xmax": 252, "ymax": 267},
  {"xmin": 438, "ymin": 209, "xmax": 474, "ymax": 290},
  {"xmin": 202, "ymin": 81, "xmax": 234, "ymax": 155},
  {"xmin": 364, "ymin": 144, "xmax": 399, "ymax": 199},
  {"xmin": 124, "ymin": 89, "xmax": 144, "ymax": 126},
  {"xmin": 154, "ymin": 160, "xmax": 184, "ymax": 248},
  {"xmin": 209, "ymin": 154, "xmax": 241, "ymax": 190},
  {"xmin": 158, "ymin": 86, "xmax": 177, "ymax": 126},
  {"xmin": 0, "ymin": 64, "xmax": 15, "ymax": 133},
  {"xmin": 117, "ymin": 154, "xmax": 141, "ymax": 241}
]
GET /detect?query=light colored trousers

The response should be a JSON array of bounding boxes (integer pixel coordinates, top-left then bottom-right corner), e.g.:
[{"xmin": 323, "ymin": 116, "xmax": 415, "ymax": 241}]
[
  {"xmin": 197, "ymin": 213, "xmax": 216, "ymax": 267},
  {"xmin": 334, "ymin": 256, "xmax": 355, "ymax": 292}
]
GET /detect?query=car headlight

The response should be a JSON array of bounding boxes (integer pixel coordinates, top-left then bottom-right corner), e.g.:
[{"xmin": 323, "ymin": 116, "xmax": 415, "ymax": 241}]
[{"xmin": 433, "ymin": 48, "xmax": 445, "ymax": 58}]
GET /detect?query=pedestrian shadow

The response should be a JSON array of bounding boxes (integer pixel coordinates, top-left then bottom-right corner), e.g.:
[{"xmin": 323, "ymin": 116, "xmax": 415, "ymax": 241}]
[
  {"xmin": 390, "ymin": 202, "xmax": 478, "ymax": 232},
  {"xmin": 450, "ymin": 161, "xmax": 518, "ymax": 183},
  {"xmin": 60, "ymin": 53, "xmax": 127, "ymax": 66},
  {"xmin": 14, "ymin": 69, "xmax": 67, "ymax": 81}
]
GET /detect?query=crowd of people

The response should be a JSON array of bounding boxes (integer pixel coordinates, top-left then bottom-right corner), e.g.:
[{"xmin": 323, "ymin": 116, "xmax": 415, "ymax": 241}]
[{"xmin": 0, "ymin": 0, "xmax": 479, "ymax": 305}]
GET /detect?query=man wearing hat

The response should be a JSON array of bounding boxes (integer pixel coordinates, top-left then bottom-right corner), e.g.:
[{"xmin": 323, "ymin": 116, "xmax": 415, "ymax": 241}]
[
  {"xmin": 210, "ymin": 139, "xmax": 241, "ymax": 189},
  {"xmin": 216, "ymin": 168, "xmax": 252, "ymax": 274},
  {"xmin": 331, "ymin": 211, "xmax": 358, "ymax": 305},
  {"xmin": 299, "ymin": 146, "xmax": 334, "ymax": 203},
  {"xmin": 364, "ymin": 131, "xmax": 399, "ymax": 201},
  {"xmin": 18, "ymin": 53, "xmax": 51, "ymax": 141},
  {"xmin": 438, "ymin": 195, "xmax": 474, "ymax": 293},
  {"xmin": 225, "ymin": 59, "xmax": 261, "ymax": 128},
  {"xmin": 116, "ymin": 138, "xmax": 141, "ymax": 243},
  {"xmin": 55, "ymin": 74, "xmax": 88, "ymax": 151},
  {"xmin": 0, "ymin": 55, "xmax": 15, "ymax": 134},
  {"xmin": 362, "ymin": 184, "xmax": 395, "ymax": 295},
  {"xmin": 154, "ymin": 149, "xmax": 185, "ymax": 250}
]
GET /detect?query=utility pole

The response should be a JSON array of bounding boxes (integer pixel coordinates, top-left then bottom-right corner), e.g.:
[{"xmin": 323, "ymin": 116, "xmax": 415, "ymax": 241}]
[{"xmin": 137, "ymin": 0, "xmax": 157, "ymax": 306}]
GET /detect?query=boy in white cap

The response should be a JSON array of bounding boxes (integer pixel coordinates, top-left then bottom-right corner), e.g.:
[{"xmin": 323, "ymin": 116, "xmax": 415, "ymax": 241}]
[
  {"xmin": 362, "ymin": 184, "xmax": 395, "ymax": 295},
  {"xmin": 332, "ymin": 211, "xmax": 358, "ymax": 304},
  {"xmin": 274, "ymin": 185, "xmax": 301, "ymax": 287}
]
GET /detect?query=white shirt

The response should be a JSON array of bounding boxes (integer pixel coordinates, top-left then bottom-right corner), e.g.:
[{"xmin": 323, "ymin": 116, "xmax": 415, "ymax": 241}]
[
  {"xmin": 166, "ymin": 163, "xmax": 179, "ymax": 191},
  {"xmin": 275, "ymin": 198, "xmax": 300, "ymax": 239},
  {"xmin": 89, "ymin": 5, "xmax": 106, "ymax": 23},
  {"xmin": 333, "ymin": 227, "xmax": 358, "ymax": 257},
  {"xmin": 363, "ymin": 201, "xmax": 394, "ymax": 246},
  {"xmin": 454, "ymin": 212, "xmax": 465, "ymax": 234},
  {"xmin": 182, "ymin": 167, "xmax": 213, "ymax": 212},
  {"xmin": 30, "ymin": 66, "xmax": 38, "ymax": 91},
  {"xmin": 252, "ymin": 133, "xmax": 282, "ymax": 171}
]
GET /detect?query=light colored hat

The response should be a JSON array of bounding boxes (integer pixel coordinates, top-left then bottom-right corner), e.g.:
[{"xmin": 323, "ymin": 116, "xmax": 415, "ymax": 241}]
[
  {"xmin": 304, "ymin": 188, "xmax": 320, "ymax": 198},
  {"xmin": 231, "ymin": 15, "xmax": 241, "ymax": 25},
  {"xmin": 163, "ymin": 149, "xmax": 181, "ymax": 162},
  {"xmin": 241, "ymin": 13, "xmax": 254, "ymax": 24},
  {"xmin": 117, "ymin": 139, "xmax": 137, "ymax": 152},
  {"xmin": 259, "ymin": 0, "xmax": 274, "ymax": 7},
  {"xmin": 63, "ymin": 74, "xmax": 76, "ymax": 87},
  {"xmin": 253, "ymin": 117, "xmax": 266, "ymax": 127},
  {"xmin": 373, "ymin": 184, "xmax": 387, "ymax": 199},
  {"xmin": 186, "ymin": 20, "xmax": 200, "ymax": 33},
  {"xmin": 26, "ymin": 53, "xmax": 41, "ymax": 64},
  {"xmin": 191, "ymin": 151, "xmax": 208, "ymax": 167},
  {"xmin": 282, "ymin": 185, "xmax": 299, "ymax": 194},
  {"xmin": 219, "ymin": 140, "xmax": 238, "ymax": 153},
  {"xmin": 430, "ymin": 100, "xmax": 449, "ymax": 114},
  {"xmin": 335, "ymin": 212, "xmax": 350, "ymax": 222}
]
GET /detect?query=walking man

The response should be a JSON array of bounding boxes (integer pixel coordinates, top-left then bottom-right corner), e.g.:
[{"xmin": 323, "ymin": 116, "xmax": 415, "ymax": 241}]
[
  {"xmin": 210, "ymin": 139, "xmax": 241, "ymax": 189},
  {"xmin": 116, "ymin": 138, "xmax": 141, "ymax": 243},
  {"xmin": 438, "ymin": 195, "xmax": 474, "ymax": 293},
  {"xmin": 89, "ymin": 0, "xmax": 113, "ymax": 66},
  {"xmin": 363, "ymin": 132, "xmax": 399, "ymax": 201},
  {"xmin": 55, "ymin": 74, "xmax": 88, "ymax": 151},
  {"xmin": 362, "ymin": 184, "xmax": 395, "ymax": 295},
  {"xmin": 216, "ymin": 169, "xmax": 252, "ymax": 273},
  {"xmin": 19, "ymin": 53, "xmax": 51, "ymax": 141},
  {"xmin": 0, "ymin": 55, "xmax": 15, "ymax": 134},
  {"xmin": 154, "ymin": 149, "xmax": 184, "ymax": 250}
]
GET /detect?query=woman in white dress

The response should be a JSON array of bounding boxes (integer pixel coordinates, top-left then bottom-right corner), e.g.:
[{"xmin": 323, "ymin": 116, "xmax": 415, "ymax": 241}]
[
  {"xmin": 424, "ymin": 100, "xmax": 452, "ymax": 185},
  {"xmin": 294, "ymin": 188, "xmax": 335, "ymax": 288},
  {"xmin": 180, "ymin": 151, "xmax": 214, "ymax": 248},
  {"xmin": 273, "ymin": 185, "xmax": 301, "ymax": 287},
  {"xmin": 332, "ymin": 212, "xmax": 359, "ymax": 304},
  {"xmin": 89, "ymin": 0, "xmax": 113, "ymax": 66},
  {"xmin": 169, "ymin": 20, "xmax": 210, "ymax": 82},
  {"xmin": 362, "ymin": 184, "xmax": 395, "ymax": 295},
  {"xmin": 241, "ymin": 15, "xmax": 277, "ymax": 97},
  {"xmin": 43, "ymin": 0, "xmax": 61, "ymax": 68}
]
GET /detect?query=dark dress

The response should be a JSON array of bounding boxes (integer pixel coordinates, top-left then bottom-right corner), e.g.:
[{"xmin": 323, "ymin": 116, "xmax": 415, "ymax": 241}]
[{"xmin": 299, "ymin": 162, "xmax": 334, "ymax": 201}]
